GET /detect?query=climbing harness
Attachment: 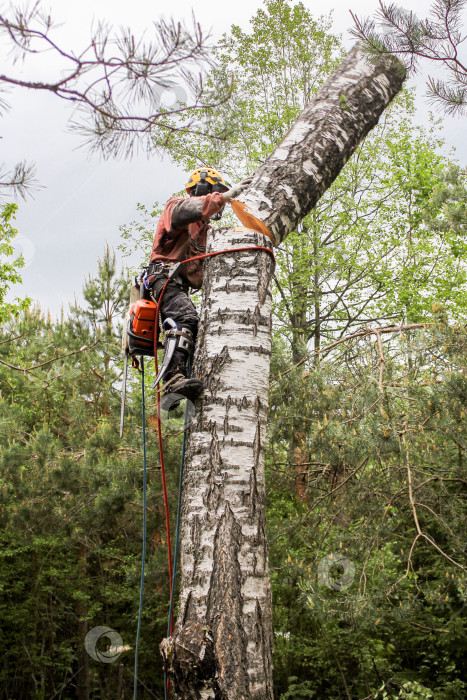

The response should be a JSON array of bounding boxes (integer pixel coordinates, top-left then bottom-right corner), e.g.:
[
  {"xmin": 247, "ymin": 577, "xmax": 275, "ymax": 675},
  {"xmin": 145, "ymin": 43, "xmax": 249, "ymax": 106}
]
[{"xmin": 123, "ymin": 242, "xmax": 275, "ymax": 699}]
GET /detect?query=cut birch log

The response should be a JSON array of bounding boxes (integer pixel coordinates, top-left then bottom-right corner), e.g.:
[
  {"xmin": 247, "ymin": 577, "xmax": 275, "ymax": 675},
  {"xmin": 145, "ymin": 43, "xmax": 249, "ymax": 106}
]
[
  {"xmin": 231, "ymin": 44, "xmax": 406, "ymax": 245},
  {"xmin": 162, "ymin": 43, "xmax": 406, "ymax": 700}
]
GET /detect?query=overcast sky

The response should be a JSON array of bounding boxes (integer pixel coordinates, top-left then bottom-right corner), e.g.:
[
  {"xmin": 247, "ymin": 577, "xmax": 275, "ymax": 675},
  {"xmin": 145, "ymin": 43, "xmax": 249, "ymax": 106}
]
[{"xmin": 2, "ymin": 0, "xmax": 466, "ymax": 317}]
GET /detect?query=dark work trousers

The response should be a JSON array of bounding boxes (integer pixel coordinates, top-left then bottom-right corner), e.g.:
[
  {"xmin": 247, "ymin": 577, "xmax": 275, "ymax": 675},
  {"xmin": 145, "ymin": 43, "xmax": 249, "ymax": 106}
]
[{"xmin": 150, "ymin": 274, "xmax": 199, "ymax": 373}]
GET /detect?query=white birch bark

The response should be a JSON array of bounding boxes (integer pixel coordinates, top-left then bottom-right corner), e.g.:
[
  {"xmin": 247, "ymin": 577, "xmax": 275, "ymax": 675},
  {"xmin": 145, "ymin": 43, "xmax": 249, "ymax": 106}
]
[
  {"xmin": 231, "ymin": 44, "xmax": 406, "ymax": 245},
  {"xmin": 161, "ymin": 227, "xmax": 275, "ymax": 699},
  {"xmin": 161, "ymin": 43, "xmax": 406, "ymax": 700}
]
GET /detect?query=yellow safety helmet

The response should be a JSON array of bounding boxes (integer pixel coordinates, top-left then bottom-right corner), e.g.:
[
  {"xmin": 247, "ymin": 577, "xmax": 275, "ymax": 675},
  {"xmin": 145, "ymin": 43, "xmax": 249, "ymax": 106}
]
[{"xmin": 185, "ymin": 167, "xmax": 230, "ymax": 195}]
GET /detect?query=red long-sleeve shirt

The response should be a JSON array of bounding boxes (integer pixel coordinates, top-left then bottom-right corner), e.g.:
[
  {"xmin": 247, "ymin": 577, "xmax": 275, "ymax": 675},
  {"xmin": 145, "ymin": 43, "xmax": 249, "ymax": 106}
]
[{"xmin": 149, "ymin": 192, "xmax": 225, "ymax": 289}]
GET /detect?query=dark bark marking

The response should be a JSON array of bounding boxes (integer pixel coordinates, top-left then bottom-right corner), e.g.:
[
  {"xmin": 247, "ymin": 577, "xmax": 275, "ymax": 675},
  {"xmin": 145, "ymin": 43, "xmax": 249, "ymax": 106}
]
[
  {"xmin": 261, "ymin": 522, "xmax": 269, "ymax": 576},
  {"xmin": 203, "ymin": 394, "xmax": 250, "ymax": 412},
  {"xmin": 205, "ymin": 310, "xmax": 270, "ymax": 336},
  {"xmin": 255, "ymin": 248, "xmax": 274, "ymax": 306},
  {"xmin": 229, "ymin": 345, "xmax": 271, "ymax": 356},
  {"xmin": 204, "ymin": 423, "xmax": 224, "ymax": 512},
  {"xmin": 248, "ymin": 435, "xmax": 262, "ymax": 515},
  {"xmin": 219, "ymin": 437, "xmax": 262, "ymax": 450},
  {"xmin": 206, "ymin": 504, "xmax": 250, "ymax": 699},
  {"xmin": 191, "ymin": 515, "xmax": 202, "ymax": 570},
  {"xmin": 223, "ymin": 394, "xmax": 231, "ymax": 435},
  {"xmin": 254, "ymin": 600, "xmax": 274, "ymax": 700},
  {"xmin": 249, "ymin": 396, "xmax": 263, "ymax": 519},
  {"xmin": 216, "ymin": 307, "xmax": 228, "ymax": 324},
  {"xmin": 222, "ymin": 422, "xmax": 243, "ymax": 434},
  {"xmin": 160, "ymin": 621, "xmax": 217, "ymax": 700},
  {"xmin": 249, "ymin": 457, "xmax": 259, "ymax": 519},
  {"xmin": 180, "ymin": 589, "xmax": 193, "ymax": 626},
  {"xmin": 223, "ymin": 282, "xmax": 256, "ymax": 294},
  {"xmin": 205, "ymin": 346, "xmax": 231, "ymax": 397},
  {"xmin": 228, "ymin": 256, "xmax": 248, "ymax": 278},
  {"xmin": 222, "ymin": 393, "xmax": 245, "ymax": 435}
]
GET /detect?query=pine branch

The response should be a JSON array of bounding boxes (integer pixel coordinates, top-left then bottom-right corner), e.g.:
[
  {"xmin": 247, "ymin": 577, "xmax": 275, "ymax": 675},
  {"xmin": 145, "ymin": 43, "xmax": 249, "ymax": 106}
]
[
  {"xmin": 350, "ymin": 0, "xmax": 467, "ymax": 115},
  {"xmin": 0, "ymin": 3, "xmax": 233, "ymax": 160},
  {"xmin": 0, "ymin": 339, "xmax": 100, "ymax": 372}
]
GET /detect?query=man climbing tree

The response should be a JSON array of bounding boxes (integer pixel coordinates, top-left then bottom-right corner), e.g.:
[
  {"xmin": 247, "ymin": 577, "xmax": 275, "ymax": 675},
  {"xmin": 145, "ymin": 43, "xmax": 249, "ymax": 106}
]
[
  {"xmin": 147, "ymin": 168, "xmax": 252, "ymax": 409},
  {"xmin": 161, "ymin": 44, "xmax": 407, "ymax": 700}
]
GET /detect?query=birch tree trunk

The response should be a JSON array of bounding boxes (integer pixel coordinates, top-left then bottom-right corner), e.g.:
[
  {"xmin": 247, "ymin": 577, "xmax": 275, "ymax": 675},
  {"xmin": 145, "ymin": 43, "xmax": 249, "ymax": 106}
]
[
  {"xmin": 231, "ymin": 44, "xmax": 405, "ymax": 244},
  {"xmin": 161, "ymin": 43, "xmax": 405, "ymax": 699},
  {"xmin": 161, "ymin": 227, "xmax": 275, "ymax": 699}
]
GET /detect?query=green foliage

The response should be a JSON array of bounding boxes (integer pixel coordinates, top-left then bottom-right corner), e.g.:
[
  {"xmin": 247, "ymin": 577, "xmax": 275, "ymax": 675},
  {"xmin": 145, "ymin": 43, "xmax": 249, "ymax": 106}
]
[
  {"xmin": 0, "ymin": 249, "xmax": 185, "ymax": 698},
  {"xmin": 2, "ymin": 3, "xmax": 466, "ymax": 698},
  {"xmin": 160, "ymin": 0, "xmax": 467, "ymax": 361},
  {"xmin": 118, "ymin": 201, "xmax": 163, "ymax": 266},
  {"xmin": 0, "ymin": 203, "xmax": 31, "ymax": 321},
  {"xmin": 154, "ymin": 3, "xmax": 467, "ymax": 693},
  {"xmin": 158, "ymin": 0, "xmax": 342, "ymax": 177},
  {"xmin": 273, "ymin": 93, "xmax": 467, "ymax": 367},
  {"xmin": 267, "ymin": 321, "xmax": 467, "ymax": 698},
  {"xmin": 78, "ymin": 245, "xmax": 128, "ymax": 338}
]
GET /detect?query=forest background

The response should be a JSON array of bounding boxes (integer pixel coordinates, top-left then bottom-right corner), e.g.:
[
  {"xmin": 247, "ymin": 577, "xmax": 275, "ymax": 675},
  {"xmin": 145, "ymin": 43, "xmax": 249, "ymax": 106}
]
[{"xmin": 1, "ymin": 1, "xmax": 466, "ymax": 698}]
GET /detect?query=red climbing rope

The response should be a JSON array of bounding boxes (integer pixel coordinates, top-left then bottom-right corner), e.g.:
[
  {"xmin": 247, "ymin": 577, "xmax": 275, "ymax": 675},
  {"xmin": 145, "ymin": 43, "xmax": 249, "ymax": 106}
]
[{"xmin": 153, "ymin": 277, "xmax": 173, "ymax": 631}]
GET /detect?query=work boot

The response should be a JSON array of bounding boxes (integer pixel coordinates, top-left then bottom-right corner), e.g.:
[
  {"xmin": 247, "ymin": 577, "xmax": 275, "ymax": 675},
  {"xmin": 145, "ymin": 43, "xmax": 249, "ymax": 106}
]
[{"xmin": 160, "ymin": 352, "xmax": 204, "ymax": 412}]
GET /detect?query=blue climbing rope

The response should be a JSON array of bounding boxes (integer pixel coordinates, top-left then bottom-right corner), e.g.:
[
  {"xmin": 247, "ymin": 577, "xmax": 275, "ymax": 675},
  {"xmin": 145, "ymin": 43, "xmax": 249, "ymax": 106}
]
[
  {"xmin": 164, "ymin": 392, "xmax": 190, "ymax": 700},
  {"xmin": 134, "ymin": 357, "xmax": 147, "ymax": 700}
]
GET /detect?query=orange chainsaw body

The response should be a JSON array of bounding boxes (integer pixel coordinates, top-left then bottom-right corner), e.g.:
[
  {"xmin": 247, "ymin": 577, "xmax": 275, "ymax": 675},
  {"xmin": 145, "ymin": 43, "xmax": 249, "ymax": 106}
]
[
  {"xmin": 128, "ymin": 299, "xmax": 160, "ymax": 356},
  {"xmin": 130, "ymin": 299, "xmax": 157, "ymax": 341}
]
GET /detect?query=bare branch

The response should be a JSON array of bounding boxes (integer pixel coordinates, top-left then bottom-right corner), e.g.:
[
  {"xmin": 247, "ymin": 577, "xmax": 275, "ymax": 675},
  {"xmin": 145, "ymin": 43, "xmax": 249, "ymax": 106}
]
[
  {"xmin": 282, "ymin": 322, "xmax": 434, "ymax": 375},
  {"xmin": 0, "ymin": 339, "xmax": 101, "ymax": 373}
]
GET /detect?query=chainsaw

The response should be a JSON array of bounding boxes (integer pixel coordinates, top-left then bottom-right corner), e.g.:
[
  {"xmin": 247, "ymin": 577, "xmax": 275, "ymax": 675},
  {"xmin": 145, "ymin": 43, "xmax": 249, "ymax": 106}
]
[{"xmin": 119, "ymin": 263, "xmax": 183, "ymax": 438}]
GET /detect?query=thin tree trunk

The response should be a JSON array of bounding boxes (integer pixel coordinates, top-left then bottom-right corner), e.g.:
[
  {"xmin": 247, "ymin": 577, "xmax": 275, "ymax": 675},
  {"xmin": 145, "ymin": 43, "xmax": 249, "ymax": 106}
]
[
  {"xmin": 162, "ymin": 43, "xmax": 405, "ymax": 699},
  {"xmin": 313, "ymin": 227, "xmax": 321, "ymax": 360},
  {"xmin": 290, "ymin": 231, "xmax": 310, "ymax": 501}
]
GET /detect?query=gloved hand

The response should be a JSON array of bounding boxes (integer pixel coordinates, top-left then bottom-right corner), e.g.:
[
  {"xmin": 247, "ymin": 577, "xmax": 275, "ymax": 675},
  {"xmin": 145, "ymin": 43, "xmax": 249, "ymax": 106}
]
[{"xmin": 222, "ymin": 176, "xmax": 253, "ymax": 203}]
